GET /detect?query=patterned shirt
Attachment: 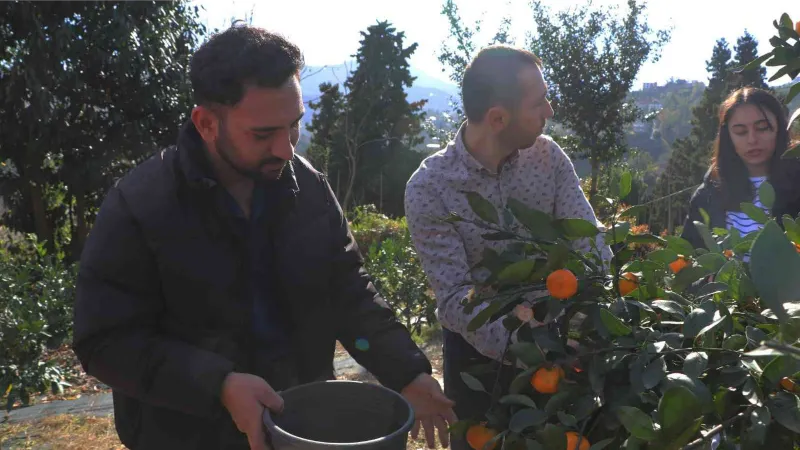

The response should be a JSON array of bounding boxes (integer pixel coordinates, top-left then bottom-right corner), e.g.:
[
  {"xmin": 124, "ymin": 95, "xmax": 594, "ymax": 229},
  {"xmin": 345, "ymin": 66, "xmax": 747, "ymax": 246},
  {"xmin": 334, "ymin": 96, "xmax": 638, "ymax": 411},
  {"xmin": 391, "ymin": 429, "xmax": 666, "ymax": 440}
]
[{"xmin": 405, "ymin": 123, "xmax": 612, "ymax": 361}]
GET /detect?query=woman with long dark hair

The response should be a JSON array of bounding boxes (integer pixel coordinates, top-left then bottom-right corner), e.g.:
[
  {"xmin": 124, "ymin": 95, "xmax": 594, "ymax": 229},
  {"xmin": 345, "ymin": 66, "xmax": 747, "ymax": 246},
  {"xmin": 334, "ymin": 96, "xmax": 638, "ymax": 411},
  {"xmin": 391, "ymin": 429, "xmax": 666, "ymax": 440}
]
[{"xmin": 681, "ymin": 87, "xmax": 800, "ymax": 254}]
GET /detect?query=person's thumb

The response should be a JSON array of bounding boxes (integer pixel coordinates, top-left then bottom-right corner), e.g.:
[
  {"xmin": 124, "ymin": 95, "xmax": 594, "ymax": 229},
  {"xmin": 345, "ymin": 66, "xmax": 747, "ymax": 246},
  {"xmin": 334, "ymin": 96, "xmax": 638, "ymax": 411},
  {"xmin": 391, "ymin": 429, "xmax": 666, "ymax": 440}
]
[
  {"xmin": 257, "ymin": 384, "xmax": 284, "ymax": 413},
  {"xmin": 247, "ymin": 423, "xmax": 269, "ymax": 450}
]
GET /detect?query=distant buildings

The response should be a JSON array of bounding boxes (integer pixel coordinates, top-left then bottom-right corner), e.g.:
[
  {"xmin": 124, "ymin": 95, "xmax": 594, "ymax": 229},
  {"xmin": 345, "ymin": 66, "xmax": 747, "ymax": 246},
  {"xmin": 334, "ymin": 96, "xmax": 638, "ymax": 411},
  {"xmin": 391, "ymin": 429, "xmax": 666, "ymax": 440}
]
[{"xmin": 642, "ymin": 82, "xmax": 658, "ymax": 90}]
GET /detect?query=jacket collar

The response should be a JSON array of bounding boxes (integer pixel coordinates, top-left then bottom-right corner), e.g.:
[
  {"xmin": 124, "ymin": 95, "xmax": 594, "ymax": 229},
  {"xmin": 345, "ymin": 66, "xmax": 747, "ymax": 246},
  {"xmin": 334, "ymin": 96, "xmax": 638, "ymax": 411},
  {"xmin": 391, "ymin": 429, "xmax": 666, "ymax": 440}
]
[{"xmin": 175, "ymin": 120, "xmax": 300, "ymax": 197}]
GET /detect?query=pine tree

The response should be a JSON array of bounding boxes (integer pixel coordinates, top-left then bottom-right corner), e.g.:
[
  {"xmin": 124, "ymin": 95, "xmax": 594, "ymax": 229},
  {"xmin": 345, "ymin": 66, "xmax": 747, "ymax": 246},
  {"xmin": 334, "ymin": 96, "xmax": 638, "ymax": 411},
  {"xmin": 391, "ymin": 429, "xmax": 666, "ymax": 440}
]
[
  {"xmin": 652, "ymin": 39, "xmax": 734, "ymax": 232},
  {"xmin": 306, "ymin": 82, "xmax": 343, "ymax": 174},
  {"xmin": 307, "ymin": 21, "xmax": 425, "ymax": 215},
  {"xmin": 730, "ymin": 30, "xmax": 769, "ymax": 90}
]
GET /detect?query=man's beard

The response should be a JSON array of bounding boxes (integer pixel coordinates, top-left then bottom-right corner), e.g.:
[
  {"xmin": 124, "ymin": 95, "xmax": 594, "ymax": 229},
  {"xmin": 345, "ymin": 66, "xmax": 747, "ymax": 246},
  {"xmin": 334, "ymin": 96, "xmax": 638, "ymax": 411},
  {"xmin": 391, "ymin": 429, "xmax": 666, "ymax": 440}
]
[{"xmin": 215, "ymin": 129, "xmax": 287, "ymax": 182}]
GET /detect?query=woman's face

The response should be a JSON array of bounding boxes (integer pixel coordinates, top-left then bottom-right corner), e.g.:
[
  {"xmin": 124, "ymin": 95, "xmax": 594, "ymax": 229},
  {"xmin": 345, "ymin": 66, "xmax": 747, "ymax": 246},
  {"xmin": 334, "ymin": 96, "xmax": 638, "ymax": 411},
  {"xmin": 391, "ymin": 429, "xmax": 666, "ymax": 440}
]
[{"xmin": 727, "ymin": 103, "xmax": 779, "ymax": 176}]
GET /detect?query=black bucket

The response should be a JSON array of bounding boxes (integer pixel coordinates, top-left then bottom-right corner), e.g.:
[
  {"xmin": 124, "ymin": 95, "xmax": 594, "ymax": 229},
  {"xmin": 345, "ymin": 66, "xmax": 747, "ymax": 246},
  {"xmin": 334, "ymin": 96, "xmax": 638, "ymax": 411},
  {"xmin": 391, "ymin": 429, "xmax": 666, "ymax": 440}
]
[{"xmin": 263, "ymin": 380, "xmax": 415, "ymax": 449}]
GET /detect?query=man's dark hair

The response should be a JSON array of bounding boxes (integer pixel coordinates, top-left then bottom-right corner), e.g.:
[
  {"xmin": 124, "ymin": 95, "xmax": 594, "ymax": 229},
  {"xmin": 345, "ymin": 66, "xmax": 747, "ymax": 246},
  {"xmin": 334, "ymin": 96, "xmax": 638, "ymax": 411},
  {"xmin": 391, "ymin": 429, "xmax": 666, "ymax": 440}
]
[
  {"xmin": 461, "ymin": 45, "xmax": 542, "ymax": 122},
  {"xmin": 189, "ymin": 24, "xmax": 305, "ymax": 106}
]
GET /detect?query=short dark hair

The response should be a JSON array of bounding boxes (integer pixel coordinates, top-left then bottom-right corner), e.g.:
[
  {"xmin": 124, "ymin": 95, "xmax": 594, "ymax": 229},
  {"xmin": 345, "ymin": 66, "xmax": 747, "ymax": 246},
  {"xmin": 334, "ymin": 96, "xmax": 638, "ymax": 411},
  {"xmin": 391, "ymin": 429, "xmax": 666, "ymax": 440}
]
[
  {"xmin": 461, "ymin": 45, "xmax": 543, "ymax": 122},
  {"xmin": 189, "ymin": 24, "xmax": 305, "ymax": 106}
]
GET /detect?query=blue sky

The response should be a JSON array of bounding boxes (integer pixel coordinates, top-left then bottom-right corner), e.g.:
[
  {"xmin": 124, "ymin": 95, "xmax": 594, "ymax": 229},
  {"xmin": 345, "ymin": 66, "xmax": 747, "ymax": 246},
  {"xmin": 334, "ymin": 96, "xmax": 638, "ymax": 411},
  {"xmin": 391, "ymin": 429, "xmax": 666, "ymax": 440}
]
[{"xmin": 194, "ymin": 0, "xmax": 792, "ymax": 90}]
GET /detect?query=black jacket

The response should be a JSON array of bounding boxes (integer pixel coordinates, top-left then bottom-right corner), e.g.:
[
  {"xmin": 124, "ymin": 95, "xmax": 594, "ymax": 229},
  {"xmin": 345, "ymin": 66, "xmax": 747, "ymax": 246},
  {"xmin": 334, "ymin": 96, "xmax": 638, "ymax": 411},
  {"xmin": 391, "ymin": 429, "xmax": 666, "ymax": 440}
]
[
  {"xmin": 681, "ymin": 169, "xmax": 800, "ymax": 250},
  {"xmin": 72, "ymin": 122, "xmax": 432, "ymax": 449}
]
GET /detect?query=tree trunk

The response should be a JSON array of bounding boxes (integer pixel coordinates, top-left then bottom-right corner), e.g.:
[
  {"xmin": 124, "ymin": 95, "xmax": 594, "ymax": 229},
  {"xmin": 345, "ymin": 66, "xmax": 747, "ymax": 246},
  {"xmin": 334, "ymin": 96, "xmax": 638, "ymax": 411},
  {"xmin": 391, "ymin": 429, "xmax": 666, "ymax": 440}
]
[
  {"xmin": 342, "ymin": 156, "xmax": 358, "ymax": 212},
  {"xmin": 589, "ymin": 157, "xmax": 600, "ymax": 205},
  {"xmin": 28, "ymin": 179, "xmax": 54, "ymax": 249},
  {"xmin": 71, "ymin": 190, "xmax": 89, "ymax": 259}
]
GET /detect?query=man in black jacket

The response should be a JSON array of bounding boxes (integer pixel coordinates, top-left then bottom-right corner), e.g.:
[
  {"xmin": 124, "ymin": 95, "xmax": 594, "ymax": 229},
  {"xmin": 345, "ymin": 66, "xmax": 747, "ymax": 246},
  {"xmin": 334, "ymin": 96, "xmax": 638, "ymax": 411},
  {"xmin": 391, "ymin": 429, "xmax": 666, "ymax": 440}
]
[{"xmin": 72, "ymin": 25, "xmax": 456, "ymax": 450}]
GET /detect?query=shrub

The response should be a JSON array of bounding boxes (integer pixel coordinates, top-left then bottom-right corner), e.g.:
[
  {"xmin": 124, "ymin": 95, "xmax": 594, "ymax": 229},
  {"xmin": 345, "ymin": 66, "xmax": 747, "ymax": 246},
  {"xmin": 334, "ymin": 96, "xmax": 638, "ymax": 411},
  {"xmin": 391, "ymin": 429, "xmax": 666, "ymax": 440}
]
[
  {"xmin": 350, "ymin": 205, "xmax": 437, "ymax": 335},
  {"xmin": 0, "ymin": 235, "xmax": 76, "ymax": 411},
  {"xmin": 446, "ymin": 172, "xmax": 800, "ymax": 448}
]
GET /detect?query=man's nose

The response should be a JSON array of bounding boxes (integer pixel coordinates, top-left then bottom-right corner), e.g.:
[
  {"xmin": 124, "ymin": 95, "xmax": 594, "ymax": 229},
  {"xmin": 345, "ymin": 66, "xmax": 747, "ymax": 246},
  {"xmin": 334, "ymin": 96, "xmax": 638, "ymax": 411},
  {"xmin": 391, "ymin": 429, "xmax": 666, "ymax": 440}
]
[{"xmin": 272, "ymin": 131, "xmax": 295, "ymax": 161}]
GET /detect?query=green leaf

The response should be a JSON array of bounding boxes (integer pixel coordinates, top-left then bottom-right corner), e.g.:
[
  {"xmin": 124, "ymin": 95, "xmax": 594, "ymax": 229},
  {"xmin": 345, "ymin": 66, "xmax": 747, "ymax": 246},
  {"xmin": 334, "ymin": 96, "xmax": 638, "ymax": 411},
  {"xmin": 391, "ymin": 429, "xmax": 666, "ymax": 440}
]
[
  {"xmin": 557, "ymin": 411, "xmax": 577, "ymax": 428},
  {"xmin": 651, "ymin": 300, "xmax": 686, "ymax": 317},
  {"xmin": 508, "ymin": 342, "xmax": 545, "ymax": 368},
  {"xmin": 780, "ymin": 13, "xmax": 794, "ymax": 30},
  {"xmin": 699, "ymin": 208, "xmax": 711, "ymax": 227},
  {"xmin": 507, "ymin": 198, "xmax": 559, "ymax": 240},
  {"xmin": 783, "ymin": 140, "xmax": 800, "ymax": 159},
  {"xmin": 498, "ymin": 260, "xmax": 537, "ymax": 283},
  {"xmin": 660, "ymin": 373, "xmax": 715, "ymax": 414},
  {"xmin": 510, "ymin": 367, "xmax": 538, "ymax": 394},
  {"xmin": 696, "ymin": 253, "xmax": 727, "ymax": 273},
  {"xmin": 696, "ymin": 314, "xmax": 728, "ymax": 341},
  {"xmin": 536, "ymin": 424, "xmax": 567, "ymax": 450},
  {"xmin": 648, "ymin": 249, "xmax": 680, "ymax": 265},
  {"xmin": 499, "ymin": 394, "xmax": 538, "ymax": 409},
  {"xmin": 465, "ymin": 191, "xmax": 499, "ymax": 224},
  {"xmin": 617, "ymin": 406, "xmax": 658, "ymax": 441},
  {"xmin": 738, "ymin": 52, "xmax": 772, "ymax": 71},
  {"xmin": 758, "ymin": 182, "xmax": 775, "ymax": 210},
  {"xmin": 626, "ymin": 234, "xmax": 667, "ymax": 245},
  {"xmin": 556, "ymin": 218, "xmax": 600, "ymax": 239},
  {"xmin": 740, "ymin": 203, "xmax": 769, "ymax": 224},
  {"xmin": 785, "ymin": 82, "xmax": 800, "ymax": 107},
  {"xmin": 460, "ymin": 372, "xmax": 486, "ymax": 393},
  {"xmin": 664, "ymin": 236, "xmax": 696, "ymax": 257},
  {"xmin": 509, "ymin": 408, "xmax": 548, "ymax": 433},
  {"xmin": 767, "ymin": 391, "xmax": 800, "ymax": 433},
  {"xmin": 658, "ymin": 386, "xmax": 703, "ymax": 436},
  {"xmin": 643, "ymin": 356, "xmax": 667, "ymax": 389},
  {"xmin": 600, "ymin": 309, "xmax": 632, "ymax": 337},
  {"xmin": 467, "ymin": 301, "xmax": 505, "ymax": 332},
  {"xmin": 723, "ymin": 334, "xmax": 747, "ymax": 351},
  {"xmin": 605, "ymin": 221, "xmax": 632, "ymax": 245},
  {"xmin": 672, "ymin": 266, "xmax": 713, "ymax": 293},
  {"xmin": 526, "ymin": 439, "xmax": 545, "ymax": 450},
  {"xmin": 683, "ymin": 352, "xmax": 709, "ymax": 379},
  {"xmin": 761, "ymin": 355, "xmax": 800, "ymax": 388},
  {"xmin": 782, "ymin": 215, "xmax": 800, "ymax": 243},
  {"xmin": 683, "ymin": 309, "xmax": 714, "ymax": 339},
  {"xmin": 746, "ymin": 326, "xmax": 768, "ymax": 349},
  {"xmin": 620, "ymin": 172, "xmax": 633, "ymax": 200},
  {"xmin": 692, "ymin": 221, "xmax": 720, "ymax": 251},
  {"xmin": 750, "ymin": 220, "xmax": 800, "ymax": 321},
  {"xmin": 747, "ymin": 406, "xmax": 771, "ymax": 446},
  {"xmin": 589, "ymin": 438, "xmax": 615, "ymax": 450}
]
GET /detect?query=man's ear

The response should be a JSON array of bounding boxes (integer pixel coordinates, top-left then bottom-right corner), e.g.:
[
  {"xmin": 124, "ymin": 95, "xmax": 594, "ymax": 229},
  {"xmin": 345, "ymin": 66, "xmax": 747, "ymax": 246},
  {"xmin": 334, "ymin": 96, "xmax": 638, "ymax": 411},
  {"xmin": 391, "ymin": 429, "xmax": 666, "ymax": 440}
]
[
  {"xmin": 485, "ymin": 106, "xmax": 510, "ymax": 134},
  {"xmin": 191, "ymin": 105, "xmax": 220, "ymax": 143}
]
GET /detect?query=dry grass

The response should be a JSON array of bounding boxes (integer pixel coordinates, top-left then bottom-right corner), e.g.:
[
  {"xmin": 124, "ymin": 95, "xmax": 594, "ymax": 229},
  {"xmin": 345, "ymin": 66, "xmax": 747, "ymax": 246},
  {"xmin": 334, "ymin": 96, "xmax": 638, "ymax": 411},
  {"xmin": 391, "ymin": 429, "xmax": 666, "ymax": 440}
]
[
  {"xmin": 0, "ymin": 331, "xmax": 446, "ymax": 450},
  {"xmin": 0, "ymin": 415, "xmax": 124, "ymax": 449}
]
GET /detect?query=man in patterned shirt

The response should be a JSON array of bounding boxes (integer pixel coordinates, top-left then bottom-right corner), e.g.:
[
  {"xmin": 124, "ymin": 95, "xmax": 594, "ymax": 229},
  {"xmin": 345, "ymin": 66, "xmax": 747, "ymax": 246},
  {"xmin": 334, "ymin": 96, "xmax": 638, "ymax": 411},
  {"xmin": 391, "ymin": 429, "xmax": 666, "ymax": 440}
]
[{"xmin": 405, "ymin": 45, "xmax": 611, "ymax": 448}]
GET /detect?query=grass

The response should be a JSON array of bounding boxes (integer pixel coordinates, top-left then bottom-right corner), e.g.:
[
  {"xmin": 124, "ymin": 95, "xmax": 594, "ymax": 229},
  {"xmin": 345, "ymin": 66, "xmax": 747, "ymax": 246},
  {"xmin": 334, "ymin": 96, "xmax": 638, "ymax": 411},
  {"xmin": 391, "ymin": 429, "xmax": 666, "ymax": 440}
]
[
  {"xmin": 0, "ymin": 415, "xmax": 124, "ymax": 450},
  {"xmin": 0, "ymin": 330, "xmax": 446, "ymax": 449}
]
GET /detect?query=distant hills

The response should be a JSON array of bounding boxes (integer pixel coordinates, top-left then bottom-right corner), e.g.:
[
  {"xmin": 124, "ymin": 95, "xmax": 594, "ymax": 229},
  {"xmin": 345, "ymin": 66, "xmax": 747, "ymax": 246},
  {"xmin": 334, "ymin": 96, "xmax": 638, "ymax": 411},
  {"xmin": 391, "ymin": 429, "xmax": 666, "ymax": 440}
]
[{"xmin": 299, "ymin": 62, "xmax": 460, "ymax": 126}]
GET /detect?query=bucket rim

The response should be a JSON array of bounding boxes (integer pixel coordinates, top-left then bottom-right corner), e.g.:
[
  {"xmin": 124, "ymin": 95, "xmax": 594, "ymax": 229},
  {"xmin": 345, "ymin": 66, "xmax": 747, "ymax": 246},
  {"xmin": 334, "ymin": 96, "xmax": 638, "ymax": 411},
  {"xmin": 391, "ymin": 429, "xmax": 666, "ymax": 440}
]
[{"xmin": 262, "ymin": 380, "xmax": 416, "ymax": 448}]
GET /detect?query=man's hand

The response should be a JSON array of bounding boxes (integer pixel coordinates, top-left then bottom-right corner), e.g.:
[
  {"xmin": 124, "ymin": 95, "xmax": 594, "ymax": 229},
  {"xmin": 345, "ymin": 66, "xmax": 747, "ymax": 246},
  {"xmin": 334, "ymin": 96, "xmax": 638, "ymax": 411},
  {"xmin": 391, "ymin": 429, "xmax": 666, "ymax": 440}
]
[
  {"xmin": 401, "ymin": 373, "xmax": 457, "ymax": 449},
  {"xmin": 221, "ymin": 372, "xmax": 284, "ymax": 450}
]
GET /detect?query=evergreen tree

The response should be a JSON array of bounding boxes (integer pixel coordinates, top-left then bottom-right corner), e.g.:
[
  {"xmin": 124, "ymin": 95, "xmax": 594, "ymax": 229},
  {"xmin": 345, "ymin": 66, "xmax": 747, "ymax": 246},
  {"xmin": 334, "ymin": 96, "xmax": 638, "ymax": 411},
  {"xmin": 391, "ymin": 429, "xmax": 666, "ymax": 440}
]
[
  {"xmin": 306, "ymin": 82, "xmax": 343, "ymax": 174},
  {"xmin": 730, "ymin": 30, "xmax": 769, "ymax": 90},
  {"xmin": 307, "ymin": 21, "xmax": 425, "ymax": 216}
]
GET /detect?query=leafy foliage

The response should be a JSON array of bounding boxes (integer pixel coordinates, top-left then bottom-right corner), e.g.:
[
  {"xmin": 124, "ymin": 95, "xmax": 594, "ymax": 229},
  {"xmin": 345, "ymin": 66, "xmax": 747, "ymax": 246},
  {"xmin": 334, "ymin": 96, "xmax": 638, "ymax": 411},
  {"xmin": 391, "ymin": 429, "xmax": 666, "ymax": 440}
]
[
  {"xmin": 349, "ymin": 206, "xmax": 436, "ymax": 335},
  {"xmin": 0, "ymin": 236, "xmax": 77, "ymax": 412},
  {"xmin": 447, "ymin": 172, "xmax": 800, "ymax": 449}
]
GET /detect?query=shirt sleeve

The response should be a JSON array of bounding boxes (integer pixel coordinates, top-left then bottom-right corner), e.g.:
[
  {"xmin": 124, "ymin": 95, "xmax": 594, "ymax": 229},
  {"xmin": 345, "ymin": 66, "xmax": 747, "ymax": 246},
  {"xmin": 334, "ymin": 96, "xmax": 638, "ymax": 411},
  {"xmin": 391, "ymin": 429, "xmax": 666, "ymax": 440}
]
[
  {"xmin": 550, "ymin": 140, "xmax": 613, "ymax": 266},
  {"xmin": 405, "ymin": 174, "xmax": 517, "ymax": 362}
]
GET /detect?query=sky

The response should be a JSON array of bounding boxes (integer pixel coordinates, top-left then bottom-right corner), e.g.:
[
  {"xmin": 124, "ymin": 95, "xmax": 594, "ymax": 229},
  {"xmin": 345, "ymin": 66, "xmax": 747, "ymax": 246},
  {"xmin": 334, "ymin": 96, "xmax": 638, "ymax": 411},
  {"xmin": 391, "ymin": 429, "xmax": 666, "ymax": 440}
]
[{"xmin": 193, "ymin": 0, "xmax": 793, "ymax": 90}]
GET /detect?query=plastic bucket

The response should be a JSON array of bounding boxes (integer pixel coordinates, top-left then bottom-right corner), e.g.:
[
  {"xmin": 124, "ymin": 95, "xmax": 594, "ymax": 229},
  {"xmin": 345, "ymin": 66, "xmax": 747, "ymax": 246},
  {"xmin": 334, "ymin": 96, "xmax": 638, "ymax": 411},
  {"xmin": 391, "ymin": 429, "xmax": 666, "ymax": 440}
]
[{"xmin": 263, "ymin": 380, "xmax": 415, "ymax": 449}]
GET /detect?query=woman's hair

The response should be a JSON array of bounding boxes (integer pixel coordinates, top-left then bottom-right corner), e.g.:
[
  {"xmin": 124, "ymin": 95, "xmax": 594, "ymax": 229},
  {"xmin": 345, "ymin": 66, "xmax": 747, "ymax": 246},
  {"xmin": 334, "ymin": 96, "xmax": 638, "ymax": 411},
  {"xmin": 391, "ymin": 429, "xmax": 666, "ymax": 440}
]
[{"xmin": 710, "ymin": 87, "xmax": 792, "ymax": 211}]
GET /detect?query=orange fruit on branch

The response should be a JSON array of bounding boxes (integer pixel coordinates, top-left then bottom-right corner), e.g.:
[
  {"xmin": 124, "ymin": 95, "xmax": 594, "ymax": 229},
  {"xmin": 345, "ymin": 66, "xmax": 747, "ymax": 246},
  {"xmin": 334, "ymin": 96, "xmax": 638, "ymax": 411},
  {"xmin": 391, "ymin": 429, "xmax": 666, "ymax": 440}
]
[
  {"xmin": 723, "ymin": 249, "xmax": 734, "ymax": 258},
  {"xmin": 780, "ymin": 377, "xmax": 798, "ymax": 393},
  {"xmin": 618, "ymin": 272, "xmax": 639, "ymax": 296},
  {"xmin": 669, "ymin": 255, "xmax": 689, "ymax": 274},
  {"xmin": 565, "ymin": 431, "xmax": 590, "ymax": 450},
  {"xmin": 547, "ymin": 269, "xmax": 578, "ymax": 299},
  {"xmin": 466, "ymin": 423, "xmax": 498, "ymax": 450},
  {"xmin": 531, "ymin": 365, "xmax": 565, "ymax": 394},
  {"xmin": 796, "ymin": 20, "xmax": 800, "ymax": 35}
]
